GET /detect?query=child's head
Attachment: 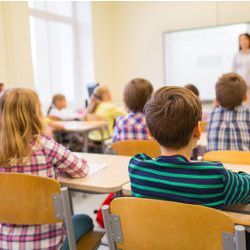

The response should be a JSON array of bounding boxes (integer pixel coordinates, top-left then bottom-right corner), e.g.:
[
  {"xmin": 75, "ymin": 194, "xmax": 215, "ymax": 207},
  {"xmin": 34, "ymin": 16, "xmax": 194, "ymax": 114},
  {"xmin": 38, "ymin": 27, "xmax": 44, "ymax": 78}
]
[
  {"xmin": 124, "ymin": 78, "xmax": 153, "ymax": 112},
  {"xmin": 184, "ymin": 84, "xmax": 199, "ymax": 97},
  {"xmin": 52, "ymin": 94, "xmax": 67, "ymax": 110},
  {"xmin": 87, "ymin": 85, "xmax": 111, "ymax": 113},
  {"xmin": 0, "ymin": 88, "xmax": 43, "ymax": 165},
  {"xmin": 215, "ymin": 73, "xmax": 247, "ymax": 110},
  {"xmin": 144, "ymin": 86, "xmax": 202, "ymax": 150}
]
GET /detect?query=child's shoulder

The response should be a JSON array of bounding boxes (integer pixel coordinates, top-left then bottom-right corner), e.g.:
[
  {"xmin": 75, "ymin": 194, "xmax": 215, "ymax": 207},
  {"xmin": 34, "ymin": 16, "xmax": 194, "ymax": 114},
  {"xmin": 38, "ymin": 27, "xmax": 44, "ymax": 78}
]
[{"xmin": 37, "ymin": 134, "xmax": 58, "ymax": 149}]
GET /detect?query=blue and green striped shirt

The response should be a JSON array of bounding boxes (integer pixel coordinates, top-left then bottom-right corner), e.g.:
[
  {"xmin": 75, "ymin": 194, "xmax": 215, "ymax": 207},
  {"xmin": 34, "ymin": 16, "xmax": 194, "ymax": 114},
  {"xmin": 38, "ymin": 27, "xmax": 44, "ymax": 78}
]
[{"xmin": 129, "ymin": 154, "xmax": 250, "ymax": 209}]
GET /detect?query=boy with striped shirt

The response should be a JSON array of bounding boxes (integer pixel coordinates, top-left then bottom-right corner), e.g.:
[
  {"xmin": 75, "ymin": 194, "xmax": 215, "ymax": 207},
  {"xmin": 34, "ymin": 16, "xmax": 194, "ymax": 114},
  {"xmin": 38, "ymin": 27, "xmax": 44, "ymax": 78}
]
[{"xmin": 129, "ymin": 86, "xmax": 250, "ymax": 209}]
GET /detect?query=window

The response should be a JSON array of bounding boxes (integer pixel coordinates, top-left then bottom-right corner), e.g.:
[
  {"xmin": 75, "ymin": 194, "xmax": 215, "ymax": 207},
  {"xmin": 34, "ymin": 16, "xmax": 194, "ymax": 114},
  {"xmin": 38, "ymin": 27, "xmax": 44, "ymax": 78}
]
[{"xmin": 29, "ymin": 1, "xmax": 94, "ymax": 108}]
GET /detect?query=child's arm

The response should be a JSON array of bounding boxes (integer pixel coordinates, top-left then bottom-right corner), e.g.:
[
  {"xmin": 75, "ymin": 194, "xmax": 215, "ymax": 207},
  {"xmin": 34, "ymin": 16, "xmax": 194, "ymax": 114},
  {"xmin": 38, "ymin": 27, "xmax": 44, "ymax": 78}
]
[
  {"xmin": 223, "ymin": 170, "xmax": 250, "ymax": 206},
  {"xmin": 43, "ymin": 137, "xmax": 88, "ymax": 178}
]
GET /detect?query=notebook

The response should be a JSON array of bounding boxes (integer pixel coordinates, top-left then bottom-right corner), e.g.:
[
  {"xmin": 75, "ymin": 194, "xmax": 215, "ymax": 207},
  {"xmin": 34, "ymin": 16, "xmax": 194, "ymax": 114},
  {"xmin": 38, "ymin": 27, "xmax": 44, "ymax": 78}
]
[{"xmin": 88, "ymin": 163, "xmax": 107, "ymax": 176}]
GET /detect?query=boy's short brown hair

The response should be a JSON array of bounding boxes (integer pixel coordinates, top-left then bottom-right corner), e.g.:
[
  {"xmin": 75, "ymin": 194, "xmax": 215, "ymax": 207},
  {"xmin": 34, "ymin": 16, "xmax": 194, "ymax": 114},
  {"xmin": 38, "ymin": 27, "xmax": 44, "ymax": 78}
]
[
  {"xmin": 216, "ymin": 73, "xmax": 247, "ymax": 110},
  {"xmin": 184, "ymin": 84, "xmax": 199, "ymax": 97},
  {"xmin": 144, "ymin": 86, "xmax": 202, "ymax": 149},
  {"xmin": 124, "ymin": 78, "xmax": 153, "ymax": 112}
]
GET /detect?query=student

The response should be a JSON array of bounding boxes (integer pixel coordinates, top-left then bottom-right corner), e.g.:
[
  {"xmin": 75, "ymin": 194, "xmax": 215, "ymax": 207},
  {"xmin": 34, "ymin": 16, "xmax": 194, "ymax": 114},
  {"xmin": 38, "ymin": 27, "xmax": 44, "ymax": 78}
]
[
  {"xmin": 207, "ymin": 73, "xmax": 250, "ymax": 151},
  {"xmin": 0, "ymin": 88, "xmax": 93, "ymax": 249},
  {"xmin": 129, "ymin": 86, "xmax": 250, "ymax": 209},
  {"xmin": 47, "ymin": 94, "xmax": 81, "ymax": 121},
  {"xmin": 86, "ymin": 85, "xmax": 125, "ymax": 142},
  {"xmin": 113, "ymin": 78, "xmax": 153, "ymax": 142},
  {"xmin": 184, "ymin": 83, "xmax": 199, "ymax": 97}
]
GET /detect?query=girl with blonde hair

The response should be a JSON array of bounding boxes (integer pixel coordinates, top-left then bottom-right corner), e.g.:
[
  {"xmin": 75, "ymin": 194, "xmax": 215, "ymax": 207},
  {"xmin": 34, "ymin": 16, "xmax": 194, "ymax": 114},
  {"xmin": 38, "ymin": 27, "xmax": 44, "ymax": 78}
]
[
  {"xmin": 85, "ymin": 85, "xmax": 125, "ymax": 143},
  {"xmin": 0, "ymin": 88, "xmax": 93, "ymax": 249}
]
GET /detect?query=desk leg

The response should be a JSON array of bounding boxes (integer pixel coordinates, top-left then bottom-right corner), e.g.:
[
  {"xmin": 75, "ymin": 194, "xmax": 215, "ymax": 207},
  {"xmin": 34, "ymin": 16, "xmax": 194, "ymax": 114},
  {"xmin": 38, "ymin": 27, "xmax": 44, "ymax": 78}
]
[
  {"xmin": 83, "ymin": 132, "xmax": 88, "ymax": 152},
  {"xmin": 68, "ymin": 189, "xmax": 75, "ymax": 215},
  {"xmin": 99, "ymin": 128, "xmax": 105, "ymax": 153}
]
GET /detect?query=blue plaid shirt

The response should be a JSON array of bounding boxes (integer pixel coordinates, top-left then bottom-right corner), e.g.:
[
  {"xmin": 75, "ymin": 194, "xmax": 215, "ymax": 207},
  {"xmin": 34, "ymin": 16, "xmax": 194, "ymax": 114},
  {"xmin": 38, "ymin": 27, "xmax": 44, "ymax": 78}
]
[
  {"xmin": 112, "ymin": 112, "xmax": 149, "ymax": 142},
  {"xmin": 207, "ymin": 106, "xmax": 250, "ymax": 151}
]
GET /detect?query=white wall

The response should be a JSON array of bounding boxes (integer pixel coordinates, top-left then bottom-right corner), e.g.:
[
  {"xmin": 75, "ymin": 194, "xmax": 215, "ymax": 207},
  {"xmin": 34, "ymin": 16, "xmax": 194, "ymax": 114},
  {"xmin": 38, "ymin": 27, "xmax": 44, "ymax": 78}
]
[
  {"xmin": 2, "ymin": 2, "xmax": 250, "ymax": 103},
  {"xmin": 0, "ymin": 2, "xmax": 34, "ymax": 89},
  {"xmin": 92, "ymin": 2, "xmax": 114, "ymax": 91},
  {"xmin": 93, "ymin": 1, "xmax": 250, "ymax": 102}
]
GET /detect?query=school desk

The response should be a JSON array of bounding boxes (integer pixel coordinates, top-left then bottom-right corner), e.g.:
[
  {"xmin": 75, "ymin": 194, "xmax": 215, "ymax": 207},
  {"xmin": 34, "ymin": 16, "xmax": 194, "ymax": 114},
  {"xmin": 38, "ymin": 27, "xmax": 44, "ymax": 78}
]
[
  {"xmin": 56, "ymin": 121, "xmax": 109, "ymax": 151},
  {"xmin": 58, "ymin": 153, "xmax": 131, "ymax": 212}
]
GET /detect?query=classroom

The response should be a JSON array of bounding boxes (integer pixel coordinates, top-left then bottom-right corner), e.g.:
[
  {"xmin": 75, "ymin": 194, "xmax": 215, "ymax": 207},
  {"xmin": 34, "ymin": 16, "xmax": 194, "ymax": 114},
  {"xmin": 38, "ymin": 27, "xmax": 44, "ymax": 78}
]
[{"xmin": 0, "ymin": 1, "xmax": 249, "ymax": 250}]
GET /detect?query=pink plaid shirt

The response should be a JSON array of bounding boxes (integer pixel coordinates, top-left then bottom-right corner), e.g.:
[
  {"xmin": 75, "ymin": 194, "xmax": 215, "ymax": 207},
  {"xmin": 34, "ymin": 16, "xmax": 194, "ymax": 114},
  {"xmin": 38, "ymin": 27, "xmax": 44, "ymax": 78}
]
[{"xmin": 0, "ymin": 135, "xmax": 88, "ymax": 250}]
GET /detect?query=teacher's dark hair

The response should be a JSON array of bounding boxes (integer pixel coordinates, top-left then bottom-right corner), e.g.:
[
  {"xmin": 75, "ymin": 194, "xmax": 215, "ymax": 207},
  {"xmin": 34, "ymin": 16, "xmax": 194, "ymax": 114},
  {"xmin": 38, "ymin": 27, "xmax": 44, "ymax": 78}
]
[{"xmin": 239, "ymin": 33, "xmax": 250, "ymax": 51}]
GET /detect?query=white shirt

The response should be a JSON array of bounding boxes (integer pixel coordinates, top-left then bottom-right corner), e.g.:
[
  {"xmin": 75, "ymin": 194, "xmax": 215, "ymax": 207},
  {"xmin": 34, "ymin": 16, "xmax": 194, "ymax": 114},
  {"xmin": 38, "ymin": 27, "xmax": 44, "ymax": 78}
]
[
  {"xmin": 233, "ymin": 50, "xmax": 250, "ymax": 86},
  {"xmin": 49, "ymin": 107, "xmax": 82, "ymax": 120}
]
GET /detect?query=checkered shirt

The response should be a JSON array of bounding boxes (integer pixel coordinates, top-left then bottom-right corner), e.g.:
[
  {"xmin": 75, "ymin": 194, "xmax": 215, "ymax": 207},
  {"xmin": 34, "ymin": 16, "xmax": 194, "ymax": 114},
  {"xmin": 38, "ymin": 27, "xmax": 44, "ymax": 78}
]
[
  {"xmin": 112, "ymin": 112, "xmax": 149, "ymax": 142},
  {"xmin": 0, "ymin": 135, "xmax": 88, "ymax": 250},
  {"xmin": 207, "ymin": 106, "xmax": 250, "ymax": 151}
]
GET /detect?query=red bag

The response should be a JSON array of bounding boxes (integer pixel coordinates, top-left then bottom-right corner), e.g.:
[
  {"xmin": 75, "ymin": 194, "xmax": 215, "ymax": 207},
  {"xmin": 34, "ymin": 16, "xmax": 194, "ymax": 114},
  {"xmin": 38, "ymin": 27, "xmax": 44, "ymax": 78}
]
[{"xmin": 96, "ymin": 193, "xmax": 115, "ymax": 228}]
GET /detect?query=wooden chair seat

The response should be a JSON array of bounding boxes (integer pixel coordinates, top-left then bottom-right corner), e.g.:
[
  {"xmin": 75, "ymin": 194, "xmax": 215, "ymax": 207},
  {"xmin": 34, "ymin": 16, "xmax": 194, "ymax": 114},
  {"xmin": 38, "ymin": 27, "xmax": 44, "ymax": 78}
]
[{"xmin": 77, "ymin": 230, "xmax": 104, "ymax": 250}]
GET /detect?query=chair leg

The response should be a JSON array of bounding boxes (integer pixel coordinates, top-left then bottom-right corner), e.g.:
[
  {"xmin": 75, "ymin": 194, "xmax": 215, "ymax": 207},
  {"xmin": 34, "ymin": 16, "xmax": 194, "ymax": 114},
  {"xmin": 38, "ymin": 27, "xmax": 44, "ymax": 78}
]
[
  {"xmin": 61, "ymin": 187, "xmax": 77, "ymax": 250},
  {"xmin": 235, "ymin": 225, "xmax": 246, "ymax": 250},
  {"xmin": 102, "ymin": 205, "xmax": 116, "ymax": 250}
]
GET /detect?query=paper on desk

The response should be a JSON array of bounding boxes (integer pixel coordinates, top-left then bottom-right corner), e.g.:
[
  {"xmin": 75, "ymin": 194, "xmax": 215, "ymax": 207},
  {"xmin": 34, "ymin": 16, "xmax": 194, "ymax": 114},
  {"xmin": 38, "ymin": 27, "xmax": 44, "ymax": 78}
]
[{"xmin": 88, "ymin": 163, "xmax": 107, "ymax": 176}]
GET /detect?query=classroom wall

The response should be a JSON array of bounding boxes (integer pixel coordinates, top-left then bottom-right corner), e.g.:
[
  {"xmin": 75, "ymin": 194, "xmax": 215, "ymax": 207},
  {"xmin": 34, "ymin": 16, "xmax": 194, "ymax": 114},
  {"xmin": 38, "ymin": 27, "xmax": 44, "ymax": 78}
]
[
  {"xmin": 92, "ymin": 1, "xmax": 250, "ymax": 102},
  {"xmin": 0, "ymin": 2, "xmax": 7, "ymax": 84},
  {"xmin": 1, "ymin": 2, "xmax": 250, "ymax": 103},
  {"xmin": 92, "ymin": 2, "xmax": 115, "ymax": 92},
  {"xmin": 0, "ymin": 2, "xmax": 34, "ymax": 89}
]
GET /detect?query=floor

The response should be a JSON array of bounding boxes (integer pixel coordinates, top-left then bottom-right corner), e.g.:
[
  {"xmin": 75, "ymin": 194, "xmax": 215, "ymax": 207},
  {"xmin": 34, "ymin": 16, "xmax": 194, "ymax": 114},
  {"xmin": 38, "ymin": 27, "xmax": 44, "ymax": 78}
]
[{"xmin": 71, "ymin": 191, "xmax": 109, "ymax": 249}]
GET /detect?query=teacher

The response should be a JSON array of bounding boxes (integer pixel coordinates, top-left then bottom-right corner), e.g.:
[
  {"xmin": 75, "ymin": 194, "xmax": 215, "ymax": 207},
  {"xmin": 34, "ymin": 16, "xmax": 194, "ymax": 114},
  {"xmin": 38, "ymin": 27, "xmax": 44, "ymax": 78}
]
[{"xmin": 232, "ymin": 33, "xmax": 250, "ymax": 102}]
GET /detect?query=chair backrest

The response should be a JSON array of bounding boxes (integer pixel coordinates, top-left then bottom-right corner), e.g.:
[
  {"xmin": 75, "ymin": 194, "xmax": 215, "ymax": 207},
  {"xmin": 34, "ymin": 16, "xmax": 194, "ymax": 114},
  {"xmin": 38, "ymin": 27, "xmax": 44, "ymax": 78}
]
[
  {"xmin": 203, "ymin": 150, "xmax": 250, "ymax": 165},
  {"xmin": 102, "ymin": 197, "xmax": 244, "ymax": 250},
  {"xmin": 0, "ymin": 173, "xmax": 62, "ymax": 224},
  {"xmin": 112, "ymin": 140, "xmax": 161, "ymax": 158},
  {"xmin": 0, "ymin": 173, "xmax": 76, "ymax": 250}
]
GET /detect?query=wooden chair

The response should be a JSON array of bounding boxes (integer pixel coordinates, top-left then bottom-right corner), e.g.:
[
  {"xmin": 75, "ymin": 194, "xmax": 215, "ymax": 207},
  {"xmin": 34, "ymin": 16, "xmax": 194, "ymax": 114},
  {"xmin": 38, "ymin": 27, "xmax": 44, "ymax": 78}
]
[
  {"xmin": 0, "ymin": 173, "xmax": 103, "ymax": 250},
  {"xmin": 102, "ymin": 197, "xmax": 246, "ymax": 250},
  {"xmin": 112, "ymin": 140, "xmax": 161, "ymax": 158},
  {"xmin": 203, "ymin": 150, "xmax": 250, "ymax": 165}
]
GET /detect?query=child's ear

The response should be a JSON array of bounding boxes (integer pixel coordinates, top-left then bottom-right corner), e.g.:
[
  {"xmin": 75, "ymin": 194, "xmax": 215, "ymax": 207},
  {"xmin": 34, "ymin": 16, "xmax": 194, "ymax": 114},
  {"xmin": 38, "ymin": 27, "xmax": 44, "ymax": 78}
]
[
  {"xmin": 243, "ymin": 94, "xmax": 248, "ymax": 102},
  {"xmin": 147, "ymin": 128, "xmax": 155, "ymax": 140},
  {"xmin": 194, "ymin": 121, "xmax": 202, "ymax": 140},
  {"xmin": 214, "ymin": 98, "xmax": 219, "ymax": 108}
]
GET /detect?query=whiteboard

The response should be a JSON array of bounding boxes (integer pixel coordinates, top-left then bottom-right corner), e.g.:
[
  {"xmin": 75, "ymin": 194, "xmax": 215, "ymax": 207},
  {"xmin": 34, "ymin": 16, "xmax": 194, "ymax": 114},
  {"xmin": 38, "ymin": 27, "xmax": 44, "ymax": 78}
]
[{"xmin": 164, "ymin": 23, "xmax": 250, "ymax": 101}]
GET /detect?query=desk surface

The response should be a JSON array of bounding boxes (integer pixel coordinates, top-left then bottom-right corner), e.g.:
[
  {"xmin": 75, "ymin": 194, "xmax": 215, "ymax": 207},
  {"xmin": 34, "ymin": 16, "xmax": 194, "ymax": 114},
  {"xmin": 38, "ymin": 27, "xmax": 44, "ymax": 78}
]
[
  {"xmin": 58, "ymin": 153, "xmax": 131, "ymax": 193},
  {"xmin": 57, "ymin": 121, "xmax": 108, "ymax": 132},
  {"xmin": 222, "ymin": 211, "xmax": 250, "ymax": 227}
]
